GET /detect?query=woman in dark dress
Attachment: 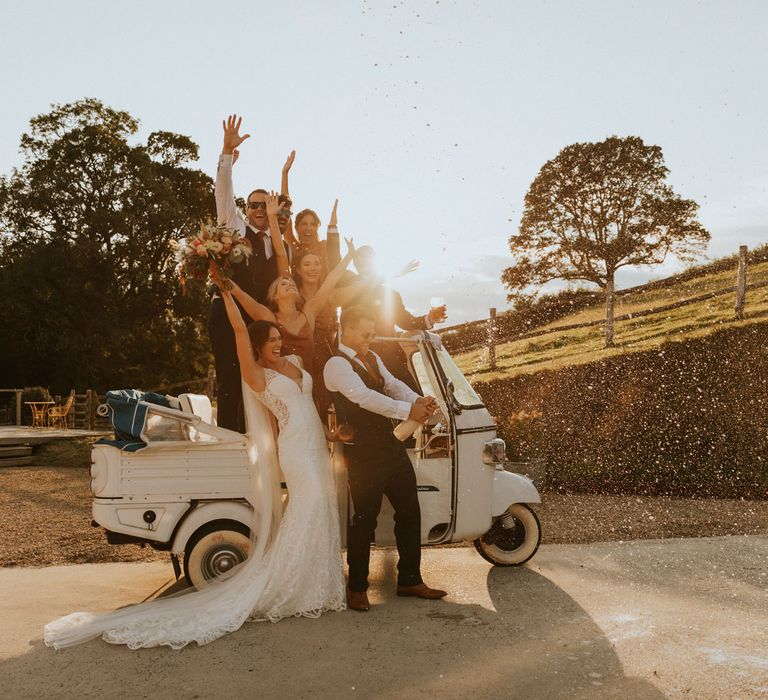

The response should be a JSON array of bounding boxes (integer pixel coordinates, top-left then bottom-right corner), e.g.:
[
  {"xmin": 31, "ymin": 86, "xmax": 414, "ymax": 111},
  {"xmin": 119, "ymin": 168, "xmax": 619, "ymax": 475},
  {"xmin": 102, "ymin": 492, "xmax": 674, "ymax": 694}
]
[{"xmin": 226, "ymin": 240, "xmax": 355, "ymax": 413}]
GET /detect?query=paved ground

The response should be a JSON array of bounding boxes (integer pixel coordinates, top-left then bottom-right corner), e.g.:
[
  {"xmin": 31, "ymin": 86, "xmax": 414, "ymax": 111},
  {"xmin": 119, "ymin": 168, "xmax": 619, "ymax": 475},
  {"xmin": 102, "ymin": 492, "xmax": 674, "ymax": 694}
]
[{"xmin": 2, "ymin": 537, "xmax": 767, "ymax": 699}]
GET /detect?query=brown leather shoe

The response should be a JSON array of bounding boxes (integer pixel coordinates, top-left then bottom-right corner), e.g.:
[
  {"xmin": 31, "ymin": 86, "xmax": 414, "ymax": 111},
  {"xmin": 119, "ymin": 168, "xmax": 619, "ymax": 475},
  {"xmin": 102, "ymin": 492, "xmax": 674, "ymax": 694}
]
[
  {"xmin": 347, "ymin": 589, "xmax": 371, "ymax": 612},
  {"xmin": 397, "ymin": 583, "xmax": 447, "ymax": 599}
]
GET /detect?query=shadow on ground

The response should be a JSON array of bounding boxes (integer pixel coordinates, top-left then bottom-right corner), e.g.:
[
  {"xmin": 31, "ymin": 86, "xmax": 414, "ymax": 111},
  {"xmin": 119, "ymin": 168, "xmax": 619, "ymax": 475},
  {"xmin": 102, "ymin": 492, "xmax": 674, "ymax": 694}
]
[{"xmin": 1, "ymin": 552, "xmax": 662, "ymax": 699}]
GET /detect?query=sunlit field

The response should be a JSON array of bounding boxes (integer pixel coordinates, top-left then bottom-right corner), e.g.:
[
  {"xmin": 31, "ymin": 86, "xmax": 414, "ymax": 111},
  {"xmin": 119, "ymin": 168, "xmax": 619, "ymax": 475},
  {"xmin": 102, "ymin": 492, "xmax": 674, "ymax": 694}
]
[{"xmin": 456, "ymin": 260, "xmax": 768, "ymax": 382}]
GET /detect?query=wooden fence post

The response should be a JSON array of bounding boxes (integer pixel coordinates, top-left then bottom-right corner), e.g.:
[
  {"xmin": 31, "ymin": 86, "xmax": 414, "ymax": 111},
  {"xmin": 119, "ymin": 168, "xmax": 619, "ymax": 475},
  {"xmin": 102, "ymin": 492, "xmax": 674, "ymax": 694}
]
[
  {"xmin": 488, "ymin": 307, "xmax": 497, "ymax": 371},
  {"xmin": 734, "ymin": 245, "xmax": 748, "ymax": 319},
  {"xmin": 15, "ymin": 390, "xmax": 22, "ymax": 426},
  {"xmin": 86, "ymin": 389, "xmax": 95, "ymax": 430}
]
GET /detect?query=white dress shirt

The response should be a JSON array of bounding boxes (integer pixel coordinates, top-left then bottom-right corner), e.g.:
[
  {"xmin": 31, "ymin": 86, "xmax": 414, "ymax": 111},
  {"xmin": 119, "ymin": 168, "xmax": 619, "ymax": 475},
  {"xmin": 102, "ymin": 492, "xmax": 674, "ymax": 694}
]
[
  {"xmin": 215, "ymin": 153, "xmax": 273, "ymax": 258},
  {"xmin": 324, "ymin": 343, "xmax": 420, "ymax": 421}
]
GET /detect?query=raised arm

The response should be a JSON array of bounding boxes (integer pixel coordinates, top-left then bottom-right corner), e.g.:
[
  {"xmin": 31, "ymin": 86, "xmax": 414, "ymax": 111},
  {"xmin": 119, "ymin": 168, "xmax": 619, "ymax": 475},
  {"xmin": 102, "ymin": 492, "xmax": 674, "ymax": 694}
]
[
  {"xmin": 305, "ymin": 238, "xmax": 355, "ymax": 318},
  {"xmin": 219, "ymin": 288, "xmax": 267, "ymax": 392},
  {"xmin": 329, "ymin": 272, "xmax": 381, "ymax": 309},
  {"xmin": 229, "ymin": 281, "xmax": 276, "ymax": 324},
  {"xmin": 280, "ymin": 150, "xmax": 295, "ymax": 197},
  {"xmin": 216, "ymin": 115, "xmax": 251, "ymax": 231},
  {"xmin": 325, "ymin": 198, "xmax": 342, "ymax": 268},
  {"xmin": 266, "ymin": 191, "xmax": 291, "ymax": 279},
  {"xmin": 283, "ymin": 211, "xmax": 300, "ymax": 256}
]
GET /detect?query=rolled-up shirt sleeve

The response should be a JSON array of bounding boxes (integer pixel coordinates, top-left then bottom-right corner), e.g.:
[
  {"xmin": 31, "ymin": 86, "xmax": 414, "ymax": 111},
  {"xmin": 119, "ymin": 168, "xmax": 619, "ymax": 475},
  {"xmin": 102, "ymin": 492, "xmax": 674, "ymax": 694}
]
[
  {"xmin": 324, "ymin": 357, "xmax": 413, "ymax": 421},
  {"xmin": 215, "ymin": 153, "xmax": 246, "ymax": 235}
]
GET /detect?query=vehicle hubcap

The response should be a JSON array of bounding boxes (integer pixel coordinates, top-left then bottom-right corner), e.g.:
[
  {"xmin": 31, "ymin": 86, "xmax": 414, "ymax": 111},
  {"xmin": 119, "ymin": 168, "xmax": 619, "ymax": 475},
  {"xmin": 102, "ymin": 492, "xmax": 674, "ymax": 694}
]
[
  {"xmin": 483, "ymin": 515, "xmax": 526, "ymax": 551},
  {"xmin": 204, "ymin": 545, "xmax": 245, "ymax": 579}
]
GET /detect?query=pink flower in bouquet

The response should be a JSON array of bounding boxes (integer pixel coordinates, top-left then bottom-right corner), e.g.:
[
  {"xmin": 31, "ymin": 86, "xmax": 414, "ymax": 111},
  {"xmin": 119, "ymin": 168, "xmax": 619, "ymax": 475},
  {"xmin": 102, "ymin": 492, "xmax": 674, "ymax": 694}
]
[{"xmin": 170, "ymin": 222, "xmax": 252, "ymax": 293}]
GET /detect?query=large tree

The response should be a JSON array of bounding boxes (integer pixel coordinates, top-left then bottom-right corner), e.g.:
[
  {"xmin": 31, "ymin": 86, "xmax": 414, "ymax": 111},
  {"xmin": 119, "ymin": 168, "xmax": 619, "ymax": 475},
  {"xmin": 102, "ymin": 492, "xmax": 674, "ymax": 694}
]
[
  {"xmin": 502, "ymin": 136, "xmax": 710, "ymax": 347},
  {"xmin": 0, "ymin": 98, "xmax": 215, "ymax": 392}
]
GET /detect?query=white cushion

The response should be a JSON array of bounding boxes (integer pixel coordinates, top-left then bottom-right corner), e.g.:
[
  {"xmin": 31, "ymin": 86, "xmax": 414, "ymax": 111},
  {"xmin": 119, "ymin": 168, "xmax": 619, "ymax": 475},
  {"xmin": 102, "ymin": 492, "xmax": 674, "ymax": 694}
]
[{"xmin": 178, "ymin": 393, "xmax": 214, "ymax": 425}]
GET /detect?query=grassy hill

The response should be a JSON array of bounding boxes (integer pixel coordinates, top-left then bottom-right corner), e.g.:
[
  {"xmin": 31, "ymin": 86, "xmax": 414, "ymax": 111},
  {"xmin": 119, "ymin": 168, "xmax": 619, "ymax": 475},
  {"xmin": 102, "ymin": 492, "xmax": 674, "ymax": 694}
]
[
  {"xmin": 455, "ymin": 257, "xmax": 768, "ymax": 383},
  {"xmin": 447, "ymin": 249, "xmax": 768, "ymax": 497}
]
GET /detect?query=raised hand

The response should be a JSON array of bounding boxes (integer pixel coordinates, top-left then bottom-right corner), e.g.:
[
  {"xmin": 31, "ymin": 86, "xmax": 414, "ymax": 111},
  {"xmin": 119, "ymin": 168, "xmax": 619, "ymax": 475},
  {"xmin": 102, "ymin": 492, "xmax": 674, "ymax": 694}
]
[
  {"xmin": 266, "ymin": 190, "xmax": 281, "ymax": 217},
  {"xmin": 344, "ymin": 237, "xmax": 355, "ymax": 256},
  {"xmin": 221, "ymin": 114, "xmax": 251, "ymax": 155},
  {"xmin": 394, "ymin": 259, "xmax": 420, "ymax": 278},
  {"xmin": 208, "ymin": 260, "xmax": 230, "ymax": 291},
  {"xmin": 329, "ymin": 199, "xmax": 339, "ymax": 228},
  {"xmin": 282, "ymin": 150, "xmax": 296, "ymax": 174},
  {"xmin": 428, "ymin": 305, "xmax": 448, "ymax": 324}
]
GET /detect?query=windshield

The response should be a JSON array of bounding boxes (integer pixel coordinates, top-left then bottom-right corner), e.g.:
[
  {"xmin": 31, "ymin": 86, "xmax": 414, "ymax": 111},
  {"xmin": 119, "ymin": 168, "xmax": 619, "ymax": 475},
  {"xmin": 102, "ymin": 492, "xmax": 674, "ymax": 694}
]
[
  {"xmin": 411, "ymin": 351, "xmax": 440, "ymax": 398},
  {"xmin": 412, "ymin": 346, "xmax": 483, "ymax": 408},
  {"xmin": 436, "ymin": 348, "xmax": 484, "ymax": 407}
]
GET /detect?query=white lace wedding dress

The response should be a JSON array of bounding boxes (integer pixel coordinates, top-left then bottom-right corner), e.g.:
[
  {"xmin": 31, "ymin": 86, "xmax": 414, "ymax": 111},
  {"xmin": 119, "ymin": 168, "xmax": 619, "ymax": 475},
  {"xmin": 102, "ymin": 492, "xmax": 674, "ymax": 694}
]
[{"xmin": 44, "ymin": 355, "xmax": 345, "ymax": 649}]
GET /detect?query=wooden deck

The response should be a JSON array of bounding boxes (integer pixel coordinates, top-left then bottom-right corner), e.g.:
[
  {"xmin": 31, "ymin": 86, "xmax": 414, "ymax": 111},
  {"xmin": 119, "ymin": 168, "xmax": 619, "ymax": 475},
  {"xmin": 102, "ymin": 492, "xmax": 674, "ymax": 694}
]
[{"xmin": 0, "ymin": 426, "xmax": 109, "ymax": 446}]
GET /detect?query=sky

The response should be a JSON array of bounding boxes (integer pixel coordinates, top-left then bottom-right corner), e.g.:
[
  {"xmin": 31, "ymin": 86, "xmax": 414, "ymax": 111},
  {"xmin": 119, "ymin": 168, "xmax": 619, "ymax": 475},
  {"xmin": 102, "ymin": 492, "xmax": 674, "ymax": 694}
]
[{"xmin": 1, "ymin": 0, "xmax": 767, "ymax": 323}]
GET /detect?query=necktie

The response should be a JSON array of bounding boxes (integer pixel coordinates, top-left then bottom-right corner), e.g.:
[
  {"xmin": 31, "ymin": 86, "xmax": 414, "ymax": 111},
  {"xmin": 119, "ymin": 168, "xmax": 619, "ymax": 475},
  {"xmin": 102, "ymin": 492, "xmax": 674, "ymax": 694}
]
[
  {"xmin": 255, "ymin": 230, "xmax": 266, "ymax": 257},
  {"xmin": 357, "ymin": 352, "xmax": 384, "ymax": 388}
]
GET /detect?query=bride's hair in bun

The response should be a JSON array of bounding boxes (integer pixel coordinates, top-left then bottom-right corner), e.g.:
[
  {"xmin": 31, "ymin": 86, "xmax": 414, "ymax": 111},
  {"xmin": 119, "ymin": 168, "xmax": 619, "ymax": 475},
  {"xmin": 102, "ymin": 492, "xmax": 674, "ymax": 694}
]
[{"xmin": 248, "ymin": 320, "xmax": 281, "ymax": 360}]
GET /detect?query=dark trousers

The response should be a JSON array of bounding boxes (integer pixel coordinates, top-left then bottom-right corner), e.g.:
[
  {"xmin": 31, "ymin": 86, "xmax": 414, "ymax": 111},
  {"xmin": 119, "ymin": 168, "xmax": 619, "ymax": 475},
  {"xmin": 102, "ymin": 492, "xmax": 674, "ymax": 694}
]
[
  {"xmin": 208, "ymin": 299, "xmax": 246, "ymax": 433},
  {"xmin": 346, "ymin": 440, "xmax": 423, "ymax": 591}
]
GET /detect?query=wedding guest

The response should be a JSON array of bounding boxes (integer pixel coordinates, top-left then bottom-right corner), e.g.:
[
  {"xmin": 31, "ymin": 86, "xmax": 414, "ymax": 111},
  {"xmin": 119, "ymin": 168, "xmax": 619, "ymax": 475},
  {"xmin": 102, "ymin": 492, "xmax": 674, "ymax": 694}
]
[
  {"xmin": 340, "ymin": 245, "xmax": 447, "ymax": 390},
  {"xmin": 226, "ymin": 235, "xmax": 357, "ymax": 413},
  {"xmin": 210, "ymin": 115, "xmax": 284, "ymax": 432},
  {"xmin": 292, "ymin": 249, "xmax": 381, "ymax": 416}
]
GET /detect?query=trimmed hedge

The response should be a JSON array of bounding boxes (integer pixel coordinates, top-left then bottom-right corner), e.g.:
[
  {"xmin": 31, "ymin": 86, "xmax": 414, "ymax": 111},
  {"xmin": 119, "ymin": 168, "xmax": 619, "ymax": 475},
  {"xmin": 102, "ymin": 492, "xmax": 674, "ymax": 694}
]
[{"xmin": 475, "ymin": 322, "xmax": 768, "ymax": 497}]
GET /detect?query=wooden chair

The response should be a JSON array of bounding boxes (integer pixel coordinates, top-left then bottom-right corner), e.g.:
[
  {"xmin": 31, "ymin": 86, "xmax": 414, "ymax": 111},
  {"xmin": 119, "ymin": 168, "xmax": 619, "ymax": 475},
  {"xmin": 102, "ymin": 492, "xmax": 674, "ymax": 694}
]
[{"xmin": 48, "ymin": 395, "xmax": 74, "ymax": 429}]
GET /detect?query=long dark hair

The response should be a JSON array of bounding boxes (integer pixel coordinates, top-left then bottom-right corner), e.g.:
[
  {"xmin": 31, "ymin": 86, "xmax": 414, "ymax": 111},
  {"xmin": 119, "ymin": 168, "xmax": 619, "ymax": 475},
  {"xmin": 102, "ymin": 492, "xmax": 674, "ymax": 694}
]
[
  {"xmin": 291, "ymin": 249, "xmax": 326, "ymax": 290},
  {"xmin": 247, "ymin": 320, "xmax": 281, "ymax": 360}
]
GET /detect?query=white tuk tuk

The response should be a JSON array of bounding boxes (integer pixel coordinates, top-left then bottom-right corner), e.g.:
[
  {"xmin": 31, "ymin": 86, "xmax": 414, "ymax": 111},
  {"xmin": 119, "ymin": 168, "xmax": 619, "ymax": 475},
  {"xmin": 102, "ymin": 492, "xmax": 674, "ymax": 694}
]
[{"xmin": 89, "ymin": 332, "xmax": 542, "ymax": 588}]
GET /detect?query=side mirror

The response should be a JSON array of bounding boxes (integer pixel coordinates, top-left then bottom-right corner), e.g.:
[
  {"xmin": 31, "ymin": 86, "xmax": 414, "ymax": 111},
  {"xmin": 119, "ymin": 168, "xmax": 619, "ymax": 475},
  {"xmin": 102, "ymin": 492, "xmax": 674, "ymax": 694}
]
[{"xmin": 446, "ymin": 379, "xmax": 462, "ymax": 415}]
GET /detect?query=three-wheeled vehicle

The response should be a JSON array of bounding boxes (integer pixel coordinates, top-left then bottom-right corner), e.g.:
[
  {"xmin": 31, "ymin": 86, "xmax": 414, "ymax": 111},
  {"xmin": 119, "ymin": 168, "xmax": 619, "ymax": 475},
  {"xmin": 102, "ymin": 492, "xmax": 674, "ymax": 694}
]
[{"xmin": 90, "ymin": 332, "xmax": 542, "ymax": 588}]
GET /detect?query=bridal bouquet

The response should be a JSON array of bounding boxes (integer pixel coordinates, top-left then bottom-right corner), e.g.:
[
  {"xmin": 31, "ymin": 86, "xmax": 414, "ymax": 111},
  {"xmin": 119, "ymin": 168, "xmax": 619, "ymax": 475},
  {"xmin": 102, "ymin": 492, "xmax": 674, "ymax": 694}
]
[{"xmin": 171, "ymin": 223, "xmax": 251, "ymax": 291}]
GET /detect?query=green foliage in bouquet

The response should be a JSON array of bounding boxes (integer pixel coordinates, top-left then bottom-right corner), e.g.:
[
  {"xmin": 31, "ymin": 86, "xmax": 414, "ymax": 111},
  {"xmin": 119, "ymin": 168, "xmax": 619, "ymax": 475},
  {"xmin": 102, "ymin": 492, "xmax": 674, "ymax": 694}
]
[{"xmin": 171, "ymin": 222, "xmax": 251, "ymax": 292}]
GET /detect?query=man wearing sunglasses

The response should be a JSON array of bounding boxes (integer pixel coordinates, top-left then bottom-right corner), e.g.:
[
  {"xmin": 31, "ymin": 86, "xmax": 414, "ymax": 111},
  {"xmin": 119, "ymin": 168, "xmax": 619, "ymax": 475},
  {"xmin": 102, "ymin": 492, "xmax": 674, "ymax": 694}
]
[{"xmin": 208, "ymin": 114, "xmax": 289, "ymax": 432}]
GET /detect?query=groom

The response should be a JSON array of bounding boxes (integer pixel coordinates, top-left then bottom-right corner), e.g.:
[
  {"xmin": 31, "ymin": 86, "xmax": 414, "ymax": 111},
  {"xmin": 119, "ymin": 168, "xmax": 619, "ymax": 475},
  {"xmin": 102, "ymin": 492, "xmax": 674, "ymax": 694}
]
[
  {"xmin": 324, "ymin": 306, "xmax": 448, "ymax": 611},
  {"xmin": 210, "ymin": 115, "xmax": 283, "ymax": 432}
]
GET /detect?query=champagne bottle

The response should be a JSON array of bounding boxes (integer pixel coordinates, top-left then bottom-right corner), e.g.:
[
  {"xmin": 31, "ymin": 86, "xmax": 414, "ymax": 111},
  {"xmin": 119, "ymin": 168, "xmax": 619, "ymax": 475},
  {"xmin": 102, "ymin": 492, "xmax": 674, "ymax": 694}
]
[{"xmin": 393, "ymin": 419, "xmax": 421, "ymax": 441}]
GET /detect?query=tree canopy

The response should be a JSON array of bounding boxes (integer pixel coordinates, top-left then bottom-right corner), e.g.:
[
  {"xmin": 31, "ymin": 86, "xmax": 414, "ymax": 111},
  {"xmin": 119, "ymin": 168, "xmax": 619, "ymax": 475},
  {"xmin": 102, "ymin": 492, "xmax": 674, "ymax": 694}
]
[
  {"xmin": 502, "ymin": 135, "xmax": 710, "ymax": 346},
  {"xmin": 0, "ymin": 98, "xmax": 215, "ymax": 392}
]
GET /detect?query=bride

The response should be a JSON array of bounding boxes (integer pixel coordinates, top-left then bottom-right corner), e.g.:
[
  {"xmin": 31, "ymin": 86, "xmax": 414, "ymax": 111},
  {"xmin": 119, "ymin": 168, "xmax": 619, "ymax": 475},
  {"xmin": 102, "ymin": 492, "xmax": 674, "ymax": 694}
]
[{"xmin": 44, "ymin": 274, "xmax": 346, "ymax": 649}]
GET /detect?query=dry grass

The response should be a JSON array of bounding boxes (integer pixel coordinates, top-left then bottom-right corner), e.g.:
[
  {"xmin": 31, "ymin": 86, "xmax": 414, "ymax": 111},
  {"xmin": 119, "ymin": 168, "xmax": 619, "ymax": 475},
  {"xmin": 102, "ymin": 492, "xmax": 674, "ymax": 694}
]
[{"xmin": 456, "ymin": 260, "xmax": 768, "ymax": 383}]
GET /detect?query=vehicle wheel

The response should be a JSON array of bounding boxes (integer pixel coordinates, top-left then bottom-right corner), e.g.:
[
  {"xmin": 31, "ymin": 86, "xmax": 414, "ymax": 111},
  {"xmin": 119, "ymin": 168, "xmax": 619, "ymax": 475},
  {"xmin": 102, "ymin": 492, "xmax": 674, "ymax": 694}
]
[
  {"xmin": 184, "ymin": 520, "xmax": 251, "ymax": 589},
  {"xmin": 474, "ymin": 503, "xmax": 541, "ymax": 566}
]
